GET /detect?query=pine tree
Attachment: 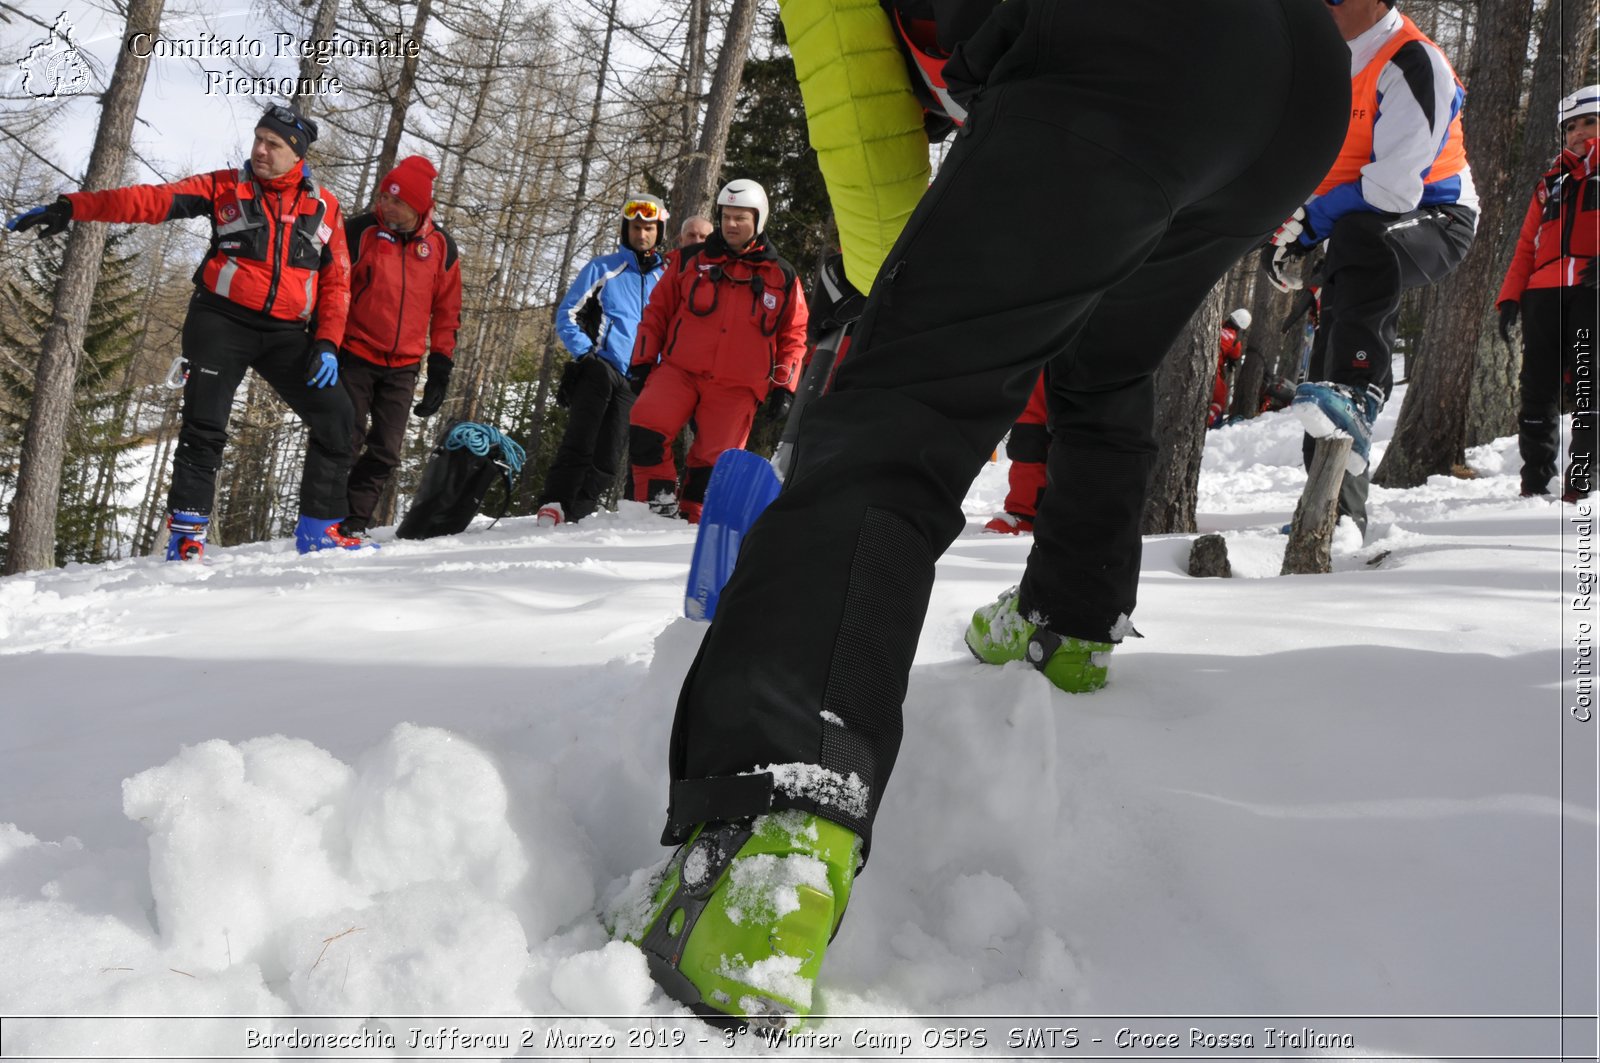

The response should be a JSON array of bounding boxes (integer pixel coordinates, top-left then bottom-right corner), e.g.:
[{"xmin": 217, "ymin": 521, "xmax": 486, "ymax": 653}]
[{"xmin": 0, "ymin": 230, "xmax": 144, "ymax": 566}]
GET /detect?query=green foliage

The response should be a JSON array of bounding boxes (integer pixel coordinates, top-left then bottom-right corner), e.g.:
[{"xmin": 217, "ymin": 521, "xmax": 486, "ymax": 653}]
[
  {"xmin": 721, "ymin": 46, "xmax": 834, "ymax": 279},
  {"xmin": 0, "ymin": 231, "xmax": 145, "ymax": 565}
]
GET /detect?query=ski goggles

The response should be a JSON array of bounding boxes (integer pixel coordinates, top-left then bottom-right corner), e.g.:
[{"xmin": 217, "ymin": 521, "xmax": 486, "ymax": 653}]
[{"xmin": 623, "ymin": 199, "xmax": 663, "ymax": 222}]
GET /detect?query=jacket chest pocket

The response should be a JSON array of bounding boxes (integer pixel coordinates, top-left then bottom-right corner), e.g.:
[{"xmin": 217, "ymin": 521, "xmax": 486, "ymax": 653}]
[{"xmin": 287, "ymin": 203, "xmax": 330, "ymax": 270}]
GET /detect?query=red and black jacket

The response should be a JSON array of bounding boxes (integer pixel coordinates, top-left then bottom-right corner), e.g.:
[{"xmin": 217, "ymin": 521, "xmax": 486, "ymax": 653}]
[
  {"xmin": 342, "ymin": 212, "xmax": 462, "ymax": 369},
  {"xmin": 64, "ymin": 162, "xmax": 349, "ymax": 343},
  {"xmin": 1498, "ymin": 137, "xmax": 1600, "ymax": 301},
  {"xmin": 633, "ymin": 233, "xmax": 809, "ymax": 397}
]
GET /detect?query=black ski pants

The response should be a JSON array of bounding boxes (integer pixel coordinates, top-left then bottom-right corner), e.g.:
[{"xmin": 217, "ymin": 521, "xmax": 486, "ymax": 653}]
[
  {"xmin": 539, "ymin": 355, "xmax": 634, "ymax": 521},
  {"xmin": 1517, "ymin": 285, "xmax": 1597, "ymax": 496},
  {"xmin": 169, "ymin": 299, "xmax": 355, "ymax": 520},
  {"xmin": 661, "ymin": 0, "xmax": 1350, "ymax": 852},
  {"xmin": 1300, "ymin": 204, "xmax": 1476, "ymax": 531},
  {"xmin": 341, "ymin": 353, "xmax": 420, "ymax": 530}
]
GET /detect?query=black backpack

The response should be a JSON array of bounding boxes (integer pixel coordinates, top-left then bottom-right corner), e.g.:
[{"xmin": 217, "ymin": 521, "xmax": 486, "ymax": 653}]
[{"xmin": 395, "ymin": 421, "xmax": 524, "ymax": 540}]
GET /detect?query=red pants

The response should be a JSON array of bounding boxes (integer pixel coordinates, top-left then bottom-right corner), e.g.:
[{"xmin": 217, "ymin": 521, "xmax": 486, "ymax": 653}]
[
  {"xmin": 629, "ymin": 362, "xmax": 761, "ymax": 521},
  {"xmin": 1003, "ymin": 373, "xmax": 1050, "ymax": 518}
]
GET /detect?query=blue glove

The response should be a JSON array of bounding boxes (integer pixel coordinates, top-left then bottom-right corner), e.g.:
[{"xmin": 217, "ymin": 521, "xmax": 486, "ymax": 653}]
[
  {"xmin": 306, "ymin": 340, "xmax": 339, "ymax": 388},
  {"xmin": 8, "ymin": 198, "xmax": 72, "ymax": 237}
]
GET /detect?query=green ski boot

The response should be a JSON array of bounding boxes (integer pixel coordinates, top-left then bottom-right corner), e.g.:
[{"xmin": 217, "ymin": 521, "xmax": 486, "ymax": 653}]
[
  {"xmin": 627, "ymin": 811, "xmax": 861, "ymax": 1030},
  {"xmin": 965, "ymin": 587, "xmax": 1113, "ymax": 692}
]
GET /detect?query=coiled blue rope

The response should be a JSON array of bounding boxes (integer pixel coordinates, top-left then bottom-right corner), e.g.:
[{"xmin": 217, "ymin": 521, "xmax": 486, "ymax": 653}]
[{"xmin": 444, "ymin": 421, "xmax": 525, "ymax": 475}]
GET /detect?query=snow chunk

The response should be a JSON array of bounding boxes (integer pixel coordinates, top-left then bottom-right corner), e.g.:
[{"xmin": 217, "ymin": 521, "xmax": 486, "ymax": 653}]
[
  {"xmin": 121, "ymin": 737, "xmax": 364, "ymax": 967},
  {"xmin": 345, "ymin": 723, "xmax": 529, "ymax": 899},
  {"xmin": 719, "ymin": 950, "xmax": 812, "ymax": 1010},
  {"xmin": 550, "ymin": 940, "xmax": 654, "ymax": 1014},
  {"xmin": 723, "ymin": 852, "xmax": 828, "ymax": 928}
]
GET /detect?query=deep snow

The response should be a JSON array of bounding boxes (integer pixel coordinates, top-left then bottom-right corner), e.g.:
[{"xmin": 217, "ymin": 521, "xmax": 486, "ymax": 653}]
[{"xmin": 0, "ymin": 394, "xmax": 1594, "ymax": 1061}]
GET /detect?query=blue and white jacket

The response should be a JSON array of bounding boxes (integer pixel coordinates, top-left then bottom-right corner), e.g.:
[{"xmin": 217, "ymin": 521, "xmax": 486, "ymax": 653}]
[{"xmin": 555, "ymin": 244, "xmax": 665, "ymax": 376}]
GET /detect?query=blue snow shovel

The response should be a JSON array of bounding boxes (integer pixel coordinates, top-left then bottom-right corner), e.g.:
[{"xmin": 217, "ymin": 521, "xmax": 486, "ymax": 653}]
[{"xmin": 683, "ymin": 321, "xmax": 851, "ymax": 620}]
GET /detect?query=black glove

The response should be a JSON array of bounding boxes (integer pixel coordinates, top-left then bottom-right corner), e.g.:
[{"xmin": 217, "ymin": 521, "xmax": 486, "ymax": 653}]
[
  {"xmin": 1498, "ymin": 301, "xmax": 1520, "ymax": 343},
  {"xmin": 555, "ymin": 358, "xmax": 582, "ymax": 409},
  {"xmin": 1582, "ymin": 258, "xmax": 1598, "ymax": 290},
  {"xmin": 305, "ymin": 339, "xmax": 339, "ymax": 388},
  {"xmin": 8, "ymin": 197, "xmax": 72, "ymax": 238},
  {"xmin": 809, "ymin": 251, "xmax": 867, "ymax": 339},
  {"xmin": 413, "ymin": 352, "xmax": 452, "ymax": 417},
  {"xmin": 762, "ymin": 387, "xmax": 794, "ymax": 425},
  {"xmin": 628, "ymin": 362, "xmax": 653, "ymax": 396}
]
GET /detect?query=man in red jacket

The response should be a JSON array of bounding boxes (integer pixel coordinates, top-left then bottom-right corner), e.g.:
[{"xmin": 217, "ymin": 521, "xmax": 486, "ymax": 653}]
[
  {"xmin": 338, "ymin": 155, "xmax": 463, "ymax": 537},
  {"xmin": 627, "ymin": 180, "xmax": 809, "ymax": 522},
  {"xmin": 1208, "ymin": 308, "xmax": 1252, "ymax": 428},
  {"xmin": 1497, "ymin": 85, "xmax": 1599, "ymax": 502},
  {"xmin": 9, "ymin": 106, "xmax": 360, "ymax": 559}
]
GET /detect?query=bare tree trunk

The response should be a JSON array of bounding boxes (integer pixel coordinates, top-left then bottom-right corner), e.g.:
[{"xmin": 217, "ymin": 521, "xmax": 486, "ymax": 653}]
[
  {"xmin": 1374, "ymin": 0, "xmax": 1534, "ymax": 488},
  {"xmin": 295, "ymin": 0, "xmax": 342, "ymax": 115},
  {"xmin": 1143, "ymin": 286, "xmax": 1226, "ymax": 535},
  {"xmin": 376, "ymin": 0, "xmax": 434, "ymax": 179},
  {"xmin": 670, "ymin": 0, "xmax": 710, "ymax": 217},
  {"xmin": 519, "ymin": 0, "xmax": 620, "ymax": 488},
  {"xmin": 1469, "ymin": 0, "xmax": 1599, "ymax": 446},
  {"xmin": 4, "ymin": 0, "xmax": 164, "ymax": 575},
  {"xmin": 672, "ymin": 0, "xmax": 759, "ymax": 222}
]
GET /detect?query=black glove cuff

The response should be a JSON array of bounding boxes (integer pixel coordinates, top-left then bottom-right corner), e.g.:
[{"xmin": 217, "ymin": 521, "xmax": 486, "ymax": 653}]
[{"xmin": 426, "ymin": 352, "xmax": 453, "ymax": 379}]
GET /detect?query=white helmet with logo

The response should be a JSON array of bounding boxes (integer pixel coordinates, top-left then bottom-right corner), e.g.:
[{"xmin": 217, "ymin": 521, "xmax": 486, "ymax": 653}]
[
  {"xmin": 1228, "ymin": 308, "xmax": 1252, "ymax": 330},
  {"xmin": 1558, "ymin": 85, "xmax": 1600, "ymax": 128},
  {"xmin": 716, "ymin": 179, "xmax": 769, "ymax": 234}
]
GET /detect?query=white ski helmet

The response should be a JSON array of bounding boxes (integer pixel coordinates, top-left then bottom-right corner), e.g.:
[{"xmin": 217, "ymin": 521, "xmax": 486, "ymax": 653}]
[
  {"xmin": 716, "ymin": 179, "xmax": 769, "ymax": 234},
  {"xmin": 1228, "ymin": 308, "xmax": 1252, "ymax": 330},
  {"xmin": 1559, "ymin": 85, "xmax": 1600, "ymax": 129}
]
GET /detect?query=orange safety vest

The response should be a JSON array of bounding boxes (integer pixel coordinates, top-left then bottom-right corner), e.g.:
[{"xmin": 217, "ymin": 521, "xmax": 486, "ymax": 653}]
[{"xmin": 1315, "ymin": 13, "xmax": 1468, "ymax": 196}]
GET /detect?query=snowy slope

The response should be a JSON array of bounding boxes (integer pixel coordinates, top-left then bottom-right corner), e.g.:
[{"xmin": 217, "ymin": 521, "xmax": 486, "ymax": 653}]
[{"xmin": 0, "ymin": 397, "xmax": 1592, "ymax": 1061}]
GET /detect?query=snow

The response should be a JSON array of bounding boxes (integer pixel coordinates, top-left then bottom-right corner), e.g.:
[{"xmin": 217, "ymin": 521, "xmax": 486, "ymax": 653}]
[{"xmin": 0, "ymin": 392, "xmax": 1593, "ymax": 1060}]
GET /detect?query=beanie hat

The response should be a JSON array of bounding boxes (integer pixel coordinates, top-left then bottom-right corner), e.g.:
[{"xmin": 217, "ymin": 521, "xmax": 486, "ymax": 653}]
[
  {"xmin": 256, "ymin": 105, "xmax": 318, "ymax": 158},
  {"xmin": 381, "ymin": 156, "xmax": 439, "ymax": 215}
]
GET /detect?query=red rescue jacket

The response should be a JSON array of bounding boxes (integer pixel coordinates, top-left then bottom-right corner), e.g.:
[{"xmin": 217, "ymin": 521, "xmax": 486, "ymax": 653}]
[
  {"xmin": 64, "ymin": 162, "xmax": 349, "ymax": 343},
  {"xmin": 342, "ymin": 211, "xmax": 462, "ymax": 369},
  {"xmin": 1498, "ymin": 137, "xmax": 1600, "ymax": 302},
  {"xmin": 633, "ymin": 233, "xmax": 809, "ymax": 397}
]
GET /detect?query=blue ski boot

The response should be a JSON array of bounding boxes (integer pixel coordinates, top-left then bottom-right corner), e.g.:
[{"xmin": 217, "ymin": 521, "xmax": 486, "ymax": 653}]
[
  {"xmin": 294, "ymin": 515, "xmax": 374, "ymax": 554},
  {"xmin": 1291, "ymin": 382, "xmax": 1383, "ymax": 474},
  {"xmin": 164, "ymin": 511, "xmax": 209, "ymax": 562}
]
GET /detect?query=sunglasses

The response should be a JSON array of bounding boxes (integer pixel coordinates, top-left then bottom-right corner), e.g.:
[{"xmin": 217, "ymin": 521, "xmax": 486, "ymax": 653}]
[
  {"xmin": 264, "ymin": 104, "xmax": 305, "ymax": 132},
  {"xmin": 623, "ymin": 199, "xmax": 662, "ymax": 221}
]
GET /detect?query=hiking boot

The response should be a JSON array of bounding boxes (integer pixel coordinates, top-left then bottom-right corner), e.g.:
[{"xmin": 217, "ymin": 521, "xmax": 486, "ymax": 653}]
[
  {"xmin": 1292, "ymin": 381, "xmax": 1383, "ymax": 475},
  {"xmin": 294, "ymin": 515, "xmax": 375, "ymax": 554},
  {"xmin": 164, "ymin": 510, "xmax": 209, "ymax": 562},
  {"xmin": 628, "ymin": 811, "xmax": 861, "ymax": 1030},
  {"xmin": 648, "ymin": 491, "xmax": 679, "ymax": 519},
  {"xmin": 536, "ymin": 502, "xmax": 564, "ymax": 527},
  {"xmin": 983, "ymin": 512, "xmax": 1034, "ymax": 535},
  {"xmin": 965, "ymin": 587, "xmax": 1112, "ymax": 693}
]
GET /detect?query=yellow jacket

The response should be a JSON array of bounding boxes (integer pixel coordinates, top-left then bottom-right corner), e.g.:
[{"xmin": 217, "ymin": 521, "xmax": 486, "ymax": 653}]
[{"xmin": 778, "ymin": 0, "xmax": 931, "ymax": 292}]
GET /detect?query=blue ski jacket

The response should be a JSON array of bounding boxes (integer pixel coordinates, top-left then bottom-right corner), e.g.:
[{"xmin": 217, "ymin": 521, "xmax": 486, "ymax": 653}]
[{"xmin": 555, "ymin": 245, "xmax": 665, "ymax": 376}]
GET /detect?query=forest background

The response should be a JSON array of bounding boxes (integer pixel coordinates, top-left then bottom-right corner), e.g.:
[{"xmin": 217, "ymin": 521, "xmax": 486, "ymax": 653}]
[{"xmin": 0, "ymin": 0, "xmax": 1594, "ymax": 573}]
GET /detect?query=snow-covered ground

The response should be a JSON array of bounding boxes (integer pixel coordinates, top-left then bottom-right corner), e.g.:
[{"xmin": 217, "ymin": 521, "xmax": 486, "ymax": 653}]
[{"xmin": 1, "ymin": 393, "xmax": 1594, "ymax": 1061}]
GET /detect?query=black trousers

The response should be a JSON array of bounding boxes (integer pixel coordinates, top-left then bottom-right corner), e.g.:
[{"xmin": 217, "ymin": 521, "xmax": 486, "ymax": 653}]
[
  {"xmin": 341, "ymin": 354, "xmax": 420, "ymax": 529},
  {"xmin": 169, "ymin": 299, "xmax": 355, "ymax": 519},
  {"xmin": 1518, "ymin": 286, "xmax": 1597, "ymax": 495},
  {"xmin": 1301, "ymin": 204, "xmax": 1476, "ymax": 530},
  {"xmin": 539, "ymin": 355, "xmax": 634, "ymax": 521},
  {"xmin": 662, "ymin": 0, "xmax": 1350, "ymax": 851}
]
